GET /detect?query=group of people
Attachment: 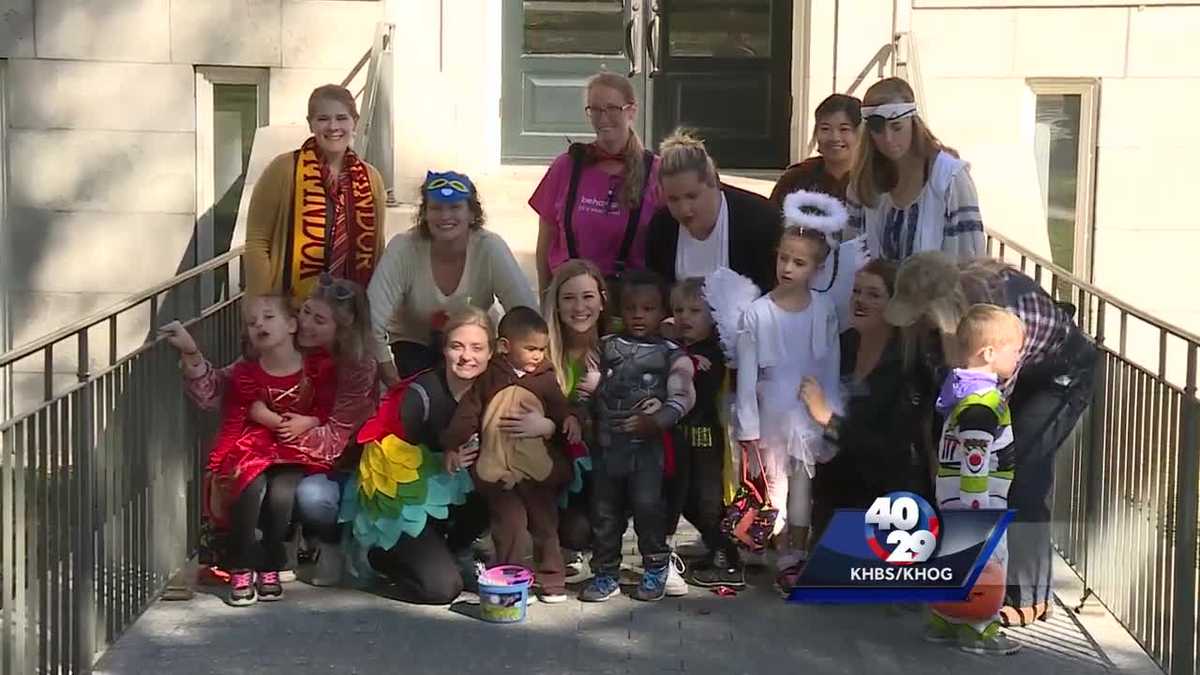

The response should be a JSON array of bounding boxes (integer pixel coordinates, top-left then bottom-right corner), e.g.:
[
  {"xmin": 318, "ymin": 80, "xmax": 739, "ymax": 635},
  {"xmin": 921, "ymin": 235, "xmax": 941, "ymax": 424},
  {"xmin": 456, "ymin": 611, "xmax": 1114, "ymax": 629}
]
[{"xmin": 160, "ymin": 72, "xmax": 1098, "ymax": 658}]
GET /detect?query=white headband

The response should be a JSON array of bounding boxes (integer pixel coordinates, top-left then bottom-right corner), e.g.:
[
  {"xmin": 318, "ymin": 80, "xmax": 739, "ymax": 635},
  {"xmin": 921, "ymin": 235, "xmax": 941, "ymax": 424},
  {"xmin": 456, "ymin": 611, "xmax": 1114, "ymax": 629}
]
[
  {"xmin": 782, "ymin": 190, "xmax": 847, "ymax": 242},
  {"xmin": 861, "ymin": 102, "xmax": 918, "ymax": 120}
]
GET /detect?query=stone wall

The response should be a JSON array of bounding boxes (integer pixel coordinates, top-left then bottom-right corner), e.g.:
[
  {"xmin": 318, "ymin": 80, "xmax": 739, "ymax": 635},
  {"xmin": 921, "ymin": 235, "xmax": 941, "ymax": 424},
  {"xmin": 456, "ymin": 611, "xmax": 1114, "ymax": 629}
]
[{"xmin": 2, "ymin": 0, "xmax": 385, "ymax": 414}]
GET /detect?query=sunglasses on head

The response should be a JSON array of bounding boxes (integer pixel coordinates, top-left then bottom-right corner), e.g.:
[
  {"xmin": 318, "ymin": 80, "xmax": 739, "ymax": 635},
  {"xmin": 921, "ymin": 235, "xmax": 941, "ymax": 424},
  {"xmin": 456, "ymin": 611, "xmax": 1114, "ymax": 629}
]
[{"xmin": 318, "ymin": 272, "xmax": 355, "ymax": 301}]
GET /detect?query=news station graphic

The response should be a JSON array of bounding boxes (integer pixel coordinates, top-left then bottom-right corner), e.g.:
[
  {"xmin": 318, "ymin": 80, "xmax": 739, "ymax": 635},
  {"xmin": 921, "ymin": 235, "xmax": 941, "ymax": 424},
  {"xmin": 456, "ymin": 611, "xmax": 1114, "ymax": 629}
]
[{"xmin": 788, "ymin": 491, "xmax": 1014, "ymax": 604}]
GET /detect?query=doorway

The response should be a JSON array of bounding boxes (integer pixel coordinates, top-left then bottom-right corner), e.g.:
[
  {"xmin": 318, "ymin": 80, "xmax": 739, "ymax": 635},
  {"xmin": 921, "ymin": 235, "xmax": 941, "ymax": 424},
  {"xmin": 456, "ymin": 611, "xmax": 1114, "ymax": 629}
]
[{"xmin": 501, "ymin": 0, "xmax": 792, "ymax": 169}]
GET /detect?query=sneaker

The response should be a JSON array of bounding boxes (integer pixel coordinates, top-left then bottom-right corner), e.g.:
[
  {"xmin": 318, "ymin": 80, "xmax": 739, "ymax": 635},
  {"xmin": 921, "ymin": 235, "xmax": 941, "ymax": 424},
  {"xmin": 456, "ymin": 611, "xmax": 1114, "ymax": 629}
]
[
  {"xmin": 633, "ymin": 565, "xmax": 669, "ymax": 602},
  {"xmin": 278, "ymin": 569, "xmax": 297, "ymax": 584},
  {"xmin": 538, "ymin": 590, "xmax": 569, "ymax": 604},
  {"xmin": 455, "ymin": 549, "xmax": 486, "ymax": 593},
  {"xmin": 665, "ymin": 553, "xmax": 689, "ymax": 597},
  {"xmin": 565, "ymin": 550, "xmax": 592, "ymax": 584},
  {"xmin": 923, "ymin": 614, "xmax": 959, "ymax": 644},
  {"xmin": 256, "ymin": 570, "xmax": 284, "ymax": 601},
  {"xmin": 297, "ymin": 541, "xmax": 344, "ymax": 587},
  {"xmin": 579, "ymin": 574, "xmax": 621, "ymax": 602},
  {"xmin": 687, "ymin": 550, "xmax": 747, "ymax": 589},
  {"xmin": 959, "ymin": 631, "xmax": 1022, "ymax": 656},
  {"xmin": 774, "ymin": 563, "xmax": 805, "ymax": 598},
  {"xmin": 227, "ymin": 569, "xmax": 256, "ymax": 607}
]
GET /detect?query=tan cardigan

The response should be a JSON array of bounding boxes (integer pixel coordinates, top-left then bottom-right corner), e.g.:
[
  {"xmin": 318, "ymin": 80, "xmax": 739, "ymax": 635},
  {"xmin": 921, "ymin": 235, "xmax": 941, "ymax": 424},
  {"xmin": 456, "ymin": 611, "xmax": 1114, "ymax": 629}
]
[{"xmin": 244, "ymin": 150, "xmax": 387, "ymax": 296}]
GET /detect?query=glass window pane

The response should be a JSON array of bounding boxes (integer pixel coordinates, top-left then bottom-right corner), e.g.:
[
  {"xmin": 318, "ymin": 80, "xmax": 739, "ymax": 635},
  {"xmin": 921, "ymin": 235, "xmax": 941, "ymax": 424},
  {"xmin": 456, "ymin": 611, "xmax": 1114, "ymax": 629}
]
[
  {"xmin": 1034, "ymin": 93, "xmax": 1081, "ymax": 277},
  {"xmin": 524, "ymin": 1, "xmax": 623, "ymax": 55},
  {"xmin": 668, "ymin": 0, "xmax": 770, "ymax": 58},
  {"xmin": 213, "ymin": 84, "xmax": 259, "ymax": 256}
]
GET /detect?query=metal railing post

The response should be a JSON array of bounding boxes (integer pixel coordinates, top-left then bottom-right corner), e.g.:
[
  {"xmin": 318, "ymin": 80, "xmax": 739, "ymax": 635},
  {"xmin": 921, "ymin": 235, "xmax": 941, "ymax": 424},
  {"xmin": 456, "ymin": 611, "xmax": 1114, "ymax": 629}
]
[
  {"xmin": 72, "ymin": 332, "xmax": 96, "ymax": 672},
  {"xmin": 1171, "ymin": 345, "xmax": 1199, "ymax": 675}
]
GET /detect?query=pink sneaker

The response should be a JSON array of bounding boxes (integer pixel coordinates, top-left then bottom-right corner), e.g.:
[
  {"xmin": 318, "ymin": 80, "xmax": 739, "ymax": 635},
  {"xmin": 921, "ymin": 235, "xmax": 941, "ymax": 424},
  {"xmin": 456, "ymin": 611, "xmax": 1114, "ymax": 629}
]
[
  {"xmin": 256, "ymin": 570, "xmax": 283, "ymax": 601},
  {"xmin": 227, "ymin": 570, "xmax": 256, "ymax": 607}
]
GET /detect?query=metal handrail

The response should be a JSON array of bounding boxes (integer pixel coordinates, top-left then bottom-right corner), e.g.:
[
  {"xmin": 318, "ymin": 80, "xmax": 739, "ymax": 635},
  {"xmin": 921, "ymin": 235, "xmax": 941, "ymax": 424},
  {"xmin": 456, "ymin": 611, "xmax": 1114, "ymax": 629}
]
[
  {"xmin": 986, "ymin": 232, "xmax": 1200, "ymax": 348},
  {"xmin": 0, "ymin": 247, "xmax": 245, "ymax": 370}
]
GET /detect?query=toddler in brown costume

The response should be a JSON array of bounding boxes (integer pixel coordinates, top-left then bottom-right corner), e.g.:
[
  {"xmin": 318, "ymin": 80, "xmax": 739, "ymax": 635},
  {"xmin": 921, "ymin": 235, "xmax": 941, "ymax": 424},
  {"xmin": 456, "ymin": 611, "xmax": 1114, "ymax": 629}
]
[{"xmin": 442, "ymin": 306, "xmax": 580, "ymax": 602}]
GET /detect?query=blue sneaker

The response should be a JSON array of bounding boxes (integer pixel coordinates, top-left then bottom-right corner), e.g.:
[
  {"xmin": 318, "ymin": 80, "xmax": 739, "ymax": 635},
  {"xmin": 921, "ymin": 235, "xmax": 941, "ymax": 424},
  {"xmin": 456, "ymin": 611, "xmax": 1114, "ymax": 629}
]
[
  {"xmin": 579, "ymin": 573, "xmax": 620, "ymax": 602},
  {"xmin": 634, "ymin": 565, "xmax": 668, "ymax": 602}
]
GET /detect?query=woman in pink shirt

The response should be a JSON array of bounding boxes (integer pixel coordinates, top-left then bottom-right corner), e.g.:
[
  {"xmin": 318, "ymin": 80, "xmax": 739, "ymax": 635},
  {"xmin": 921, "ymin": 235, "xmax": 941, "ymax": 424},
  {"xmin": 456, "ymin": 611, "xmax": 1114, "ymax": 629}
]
[{"xmin": 529, "ymin": 72, "xmax": 662, "ymax": 292}]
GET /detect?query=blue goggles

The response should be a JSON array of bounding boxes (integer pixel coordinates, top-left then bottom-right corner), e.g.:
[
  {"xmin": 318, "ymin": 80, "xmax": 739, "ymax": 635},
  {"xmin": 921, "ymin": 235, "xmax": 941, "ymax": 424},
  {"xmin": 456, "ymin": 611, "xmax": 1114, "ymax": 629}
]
[{"xmin": 425, "ymin": 171, "xmax": 474, "ymax": 203}]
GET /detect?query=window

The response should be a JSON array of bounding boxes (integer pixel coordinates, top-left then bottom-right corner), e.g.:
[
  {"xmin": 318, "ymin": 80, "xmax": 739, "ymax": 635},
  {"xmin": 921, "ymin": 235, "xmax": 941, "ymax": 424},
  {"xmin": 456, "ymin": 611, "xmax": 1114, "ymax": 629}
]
[
  {"xmin": 1029, "ymin": 78, "xmax": 1099, "ymax": 285},
  {"xmin": 195, "ymin": 67, "xmax": 269, "ymax": 299}
]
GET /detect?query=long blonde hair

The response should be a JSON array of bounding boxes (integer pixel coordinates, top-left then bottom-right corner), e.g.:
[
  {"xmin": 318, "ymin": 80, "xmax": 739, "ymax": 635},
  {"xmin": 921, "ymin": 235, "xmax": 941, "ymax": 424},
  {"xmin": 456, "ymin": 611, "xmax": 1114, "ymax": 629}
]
[
  {"xmin": 586, "ymin": 72, "xmax": 648, "ymax": 211},
  {"xmin": 542, "ymin": 259, "xmax": 607, "ymax": 394},
  {"xmin": 849, "ymin": 77, "xmax": 949, "ymax": 208}
]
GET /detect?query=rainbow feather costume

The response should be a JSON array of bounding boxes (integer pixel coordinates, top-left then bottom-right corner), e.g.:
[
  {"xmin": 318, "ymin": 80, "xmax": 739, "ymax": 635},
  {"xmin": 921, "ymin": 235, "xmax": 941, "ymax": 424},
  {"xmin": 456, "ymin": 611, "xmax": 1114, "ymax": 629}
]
[{"xmin": 338, "ymin": 381, "xmax": 474, "ymax": 553}]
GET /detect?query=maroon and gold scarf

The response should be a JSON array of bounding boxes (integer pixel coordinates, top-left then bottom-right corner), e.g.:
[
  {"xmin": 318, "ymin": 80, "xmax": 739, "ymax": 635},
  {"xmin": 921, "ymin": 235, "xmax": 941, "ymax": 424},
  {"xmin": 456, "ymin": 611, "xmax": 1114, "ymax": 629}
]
[{"xmin": 286, "ymin": 137, "xmax": 377, "ymax": 300}]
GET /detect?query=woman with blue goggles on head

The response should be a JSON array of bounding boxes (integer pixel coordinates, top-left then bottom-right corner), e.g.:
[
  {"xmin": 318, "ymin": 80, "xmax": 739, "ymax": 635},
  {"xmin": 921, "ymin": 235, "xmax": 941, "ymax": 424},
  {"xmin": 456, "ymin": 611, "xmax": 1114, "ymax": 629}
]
[{"xmin": 368, "ymin": 171, "xmax": 537, "ymax": 385}]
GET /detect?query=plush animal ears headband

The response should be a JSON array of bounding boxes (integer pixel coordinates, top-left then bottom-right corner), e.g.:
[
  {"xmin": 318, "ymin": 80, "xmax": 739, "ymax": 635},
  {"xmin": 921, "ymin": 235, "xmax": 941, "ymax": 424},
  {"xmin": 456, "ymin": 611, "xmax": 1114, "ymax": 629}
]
[
  {"xmin": 861, "ymin": 101, "xmax": 918, "ymax": 133},
  {"xmin": 424, "ymin": 170, "xmax": 474, "ymax": 203},
  {"xmin": 782, "ymin": 190, "xmax": 848, "ymax": 245}
]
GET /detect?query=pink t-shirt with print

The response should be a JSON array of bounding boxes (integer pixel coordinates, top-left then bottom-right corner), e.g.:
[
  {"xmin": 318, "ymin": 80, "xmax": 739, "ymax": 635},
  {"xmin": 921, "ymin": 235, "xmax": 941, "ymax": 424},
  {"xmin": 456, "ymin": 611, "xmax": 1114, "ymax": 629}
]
[{"xmin": 528, "ymin": 151, "xmax": 662, "ymax": 275}]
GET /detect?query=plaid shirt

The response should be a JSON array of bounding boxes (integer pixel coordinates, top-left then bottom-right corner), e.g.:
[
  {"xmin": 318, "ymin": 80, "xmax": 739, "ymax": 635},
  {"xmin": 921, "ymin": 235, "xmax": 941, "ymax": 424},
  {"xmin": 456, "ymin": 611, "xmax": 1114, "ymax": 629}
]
[{"xmin": 962, "ymin": 268, "xmax": 1074, "ymax": 395}]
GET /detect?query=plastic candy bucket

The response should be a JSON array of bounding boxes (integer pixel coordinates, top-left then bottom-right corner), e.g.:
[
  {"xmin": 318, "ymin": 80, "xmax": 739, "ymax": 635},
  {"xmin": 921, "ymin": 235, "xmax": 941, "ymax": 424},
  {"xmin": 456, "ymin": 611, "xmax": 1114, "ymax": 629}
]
[{"xmin": 478, "ymin": 565, "xmax": 534, "ymax": 624}]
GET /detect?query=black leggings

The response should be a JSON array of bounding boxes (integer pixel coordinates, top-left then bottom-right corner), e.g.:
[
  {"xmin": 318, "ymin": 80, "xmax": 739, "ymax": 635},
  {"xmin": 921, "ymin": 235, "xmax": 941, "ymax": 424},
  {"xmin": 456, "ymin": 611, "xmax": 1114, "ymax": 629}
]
[
  {"xmin": 367, "ymin": 493, "xmax": 490, "ymax": 604},
  {"xmin": 228, "ymin": 467, "xmax": 304, "ymax": 572}
]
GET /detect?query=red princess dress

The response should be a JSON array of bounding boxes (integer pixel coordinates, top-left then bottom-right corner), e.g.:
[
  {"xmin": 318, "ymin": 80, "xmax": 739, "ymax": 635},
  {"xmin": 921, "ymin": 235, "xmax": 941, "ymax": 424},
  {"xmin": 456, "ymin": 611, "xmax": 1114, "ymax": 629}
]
[{"xmin": 204, "ymin": 352, "xmax": 337, "ymax": 527}]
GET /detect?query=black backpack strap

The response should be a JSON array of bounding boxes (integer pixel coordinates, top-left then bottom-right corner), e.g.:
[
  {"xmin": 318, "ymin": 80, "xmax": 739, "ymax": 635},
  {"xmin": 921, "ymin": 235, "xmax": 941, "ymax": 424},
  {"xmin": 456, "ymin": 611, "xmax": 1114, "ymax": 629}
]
[
  {"xmin": 562, "ymin": 143, "xmax": 589, "ymax": 260},
  {"xmin": 613, "ymin": 149, "xmax": 656, "ymax": 272}
]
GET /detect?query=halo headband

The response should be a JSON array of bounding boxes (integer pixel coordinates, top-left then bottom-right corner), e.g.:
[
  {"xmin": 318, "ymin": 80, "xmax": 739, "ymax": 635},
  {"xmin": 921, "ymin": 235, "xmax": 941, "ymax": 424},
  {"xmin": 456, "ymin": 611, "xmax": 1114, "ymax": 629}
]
[
  {"xmin": 424, "ymin": 170, "xmax": 474, "ymax": 203},
  {"xmin": 782, "ymin": 190, "xmax": 848, "ymax": 243},
  {"xmin": 862, "ymin": 102, "xmax": 918, "ymax": 132}
]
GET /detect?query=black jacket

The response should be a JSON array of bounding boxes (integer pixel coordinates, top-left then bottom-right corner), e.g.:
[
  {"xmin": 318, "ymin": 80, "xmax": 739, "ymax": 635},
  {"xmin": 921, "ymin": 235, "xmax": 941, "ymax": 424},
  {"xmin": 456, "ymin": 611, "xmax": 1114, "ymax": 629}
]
[
  {"xmin": 643, "ymin": 183, "xmax": 781, "ymax": 293},
  {"xmin": 811, "ymin": 330, "xmax": 935, "ymax": 537}
]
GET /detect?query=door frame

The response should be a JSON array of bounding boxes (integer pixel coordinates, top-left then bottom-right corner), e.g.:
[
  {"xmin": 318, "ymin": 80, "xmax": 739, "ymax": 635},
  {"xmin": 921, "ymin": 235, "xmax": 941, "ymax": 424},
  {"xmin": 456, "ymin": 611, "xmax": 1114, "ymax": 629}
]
[
  {"xmin": 194, "ymin": 67, "xmax": 270, "ymax": 269},
  {"xmin": 0, "ymin": 59, "xmax": 10, "ymax": 418}
]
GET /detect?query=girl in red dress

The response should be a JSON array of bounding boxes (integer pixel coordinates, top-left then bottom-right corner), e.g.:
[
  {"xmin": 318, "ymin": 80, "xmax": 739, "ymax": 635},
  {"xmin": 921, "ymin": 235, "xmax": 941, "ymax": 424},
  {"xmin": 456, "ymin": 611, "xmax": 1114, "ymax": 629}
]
[{"xmin": 163, "ymin": 294, "xmax": 337, "ymax": 606}]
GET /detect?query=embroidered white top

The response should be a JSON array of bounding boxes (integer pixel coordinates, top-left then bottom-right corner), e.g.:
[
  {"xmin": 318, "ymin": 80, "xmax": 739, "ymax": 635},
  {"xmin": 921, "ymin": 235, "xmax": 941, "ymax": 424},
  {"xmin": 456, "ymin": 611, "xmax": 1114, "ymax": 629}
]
[{"xmin": 849, "ymin": 151, "xmax": 985, "ymax": 262}]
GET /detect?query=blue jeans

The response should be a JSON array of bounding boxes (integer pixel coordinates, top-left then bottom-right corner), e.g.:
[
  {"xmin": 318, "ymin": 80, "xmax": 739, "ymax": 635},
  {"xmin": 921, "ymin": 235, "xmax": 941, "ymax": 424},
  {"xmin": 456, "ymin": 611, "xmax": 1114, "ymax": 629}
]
[{"xmin": 295, "ymin": 472, "xmax": 345, "ymax": 543}]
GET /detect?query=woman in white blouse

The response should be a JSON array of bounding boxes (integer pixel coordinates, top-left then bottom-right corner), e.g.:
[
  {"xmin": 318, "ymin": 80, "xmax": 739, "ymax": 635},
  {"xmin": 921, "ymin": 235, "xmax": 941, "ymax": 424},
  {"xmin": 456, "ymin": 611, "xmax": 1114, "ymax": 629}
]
[
  {"xmin": 848, "ymin": 77, "xmax": 985, "ymax": 262},
  {"xmin": 368, "ymin": 171, "xmax": 536, "ymax": 385}
]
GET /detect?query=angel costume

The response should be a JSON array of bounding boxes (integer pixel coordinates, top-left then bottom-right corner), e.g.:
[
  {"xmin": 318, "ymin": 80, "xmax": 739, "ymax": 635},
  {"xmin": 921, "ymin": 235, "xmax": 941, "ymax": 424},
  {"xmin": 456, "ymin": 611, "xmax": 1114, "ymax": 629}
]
[{"xmin": 706, "ymin": 190, "xmax": 846, "ymax": 560}]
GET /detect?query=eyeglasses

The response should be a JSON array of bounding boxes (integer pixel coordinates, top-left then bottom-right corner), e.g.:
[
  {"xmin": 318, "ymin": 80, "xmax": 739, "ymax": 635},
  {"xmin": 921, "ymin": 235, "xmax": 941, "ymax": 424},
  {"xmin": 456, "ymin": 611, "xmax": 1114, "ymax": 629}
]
[
  {"xmin": 426, "ymin": 177, "xmax": 470, "ymax": 193},
  {"xmin": 318, "ymin": 272, "xmax": 355, "ymax": 301},
  {"xmin": 585, "ymin": 104, "xmax": 633, "ymax": 118}
]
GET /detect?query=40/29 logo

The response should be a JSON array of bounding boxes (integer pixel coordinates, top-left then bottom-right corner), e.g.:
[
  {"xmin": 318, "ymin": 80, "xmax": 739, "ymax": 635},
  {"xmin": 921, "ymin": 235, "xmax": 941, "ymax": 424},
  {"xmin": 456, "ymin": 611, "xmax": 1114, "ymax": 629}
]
[{"xmin": 863, "ymin": 491, "xmax": 941, "ymax": 565}]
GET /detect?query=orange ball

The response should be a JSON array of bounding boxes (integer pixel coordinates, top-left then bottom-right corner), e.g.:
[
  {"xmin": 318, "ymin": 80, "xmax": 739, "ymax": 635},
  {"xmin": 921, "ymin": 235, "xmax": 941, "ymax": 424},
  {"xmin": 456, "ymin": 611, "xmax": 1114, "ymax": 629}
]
[{"xmin": 930, "ymin": 559, "xmax": 1006, "ymax": 622}]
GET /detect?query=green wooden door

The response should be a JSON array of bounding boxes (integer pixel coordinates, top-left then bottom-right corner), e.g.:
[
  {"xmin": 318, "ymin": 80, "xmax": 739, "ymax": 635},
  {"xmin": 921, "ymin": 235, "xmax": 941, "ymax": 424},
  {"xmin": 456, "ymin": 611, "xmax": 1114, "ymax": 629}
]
[{"xmin": 502, "ymin": 0, "xmax": 652, "ymax": 162}]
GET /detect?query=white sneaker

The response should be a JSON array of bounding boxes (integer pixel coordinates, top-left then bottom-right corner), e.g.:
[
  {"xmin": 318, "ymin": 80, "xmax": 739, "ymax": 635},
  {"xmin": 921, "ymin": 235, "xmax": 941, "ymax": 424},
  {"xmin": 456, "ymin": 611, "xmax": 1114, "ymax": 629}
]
[
  {"xmin": 278, "ymin": 569, "xmax": 297, "ymax": 584},
  {"xmin": 665, "ymin": 553, "xmax": 689, "ymax": 597}
]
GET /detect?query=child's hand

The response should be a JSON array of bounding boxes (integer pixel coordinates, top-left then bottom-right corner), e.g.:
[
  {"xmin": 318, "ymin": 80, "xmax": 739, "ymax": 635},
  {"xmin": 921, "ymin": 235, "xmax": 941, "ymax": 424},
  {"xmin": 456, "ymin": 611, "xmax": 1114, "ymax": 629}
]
[
  {"xmin": 158, "ymin": 321, "xmax": 199, "ymax": 355},
  {"xmin": 620, "ymin": 413, "xmax": 660, "ymax": 438},
  {"xmin": 563, "ymin": 415, "xmax": 582, "ymax": 444},
  {"xmin": 248, "ymin": 400, "xmax": 282, "ymax": 429},
  {"xmin": 693, "ymin": 355, "xmax": 712, "ymax": 372},
  {"xmin": 799, "ymin": 377, "xmax": 833, "ymax": 427},
  {"xmin": 636, "ymin": 398, "xmax": 663, "ymax": 415},
  {"xmin": 277, "ymin": 413, "xmax": 319, "ymax": 442}
]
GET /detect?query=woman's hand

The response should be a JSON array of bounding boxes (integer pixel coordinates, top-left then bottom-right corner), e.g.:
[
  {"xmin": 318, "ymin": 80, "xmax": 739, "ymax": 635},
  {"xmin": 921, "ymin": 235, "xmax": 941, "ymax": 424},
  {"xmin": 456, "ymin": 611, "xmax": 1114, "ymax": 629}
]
[
  {"xmin": 277, "ymin": 413, "xmax": 320, "ymax": 442},
  {"xmin": 158, "ymin": 321, "xmax": 199, "ymax": 355},
  {"xmin": 445, "ymin": 434, "xmax": 481, "ymax": 473},
  {"xmin": 498, "ymin": 401, "xmax": 555, "ymax": 439},
  {"xmin": 799, "ymin": 376, "xmax": 833, "ymax": 427},
  {"xmin": 692, "ymin": 355, "xmax": 712, "ymax": 372}
]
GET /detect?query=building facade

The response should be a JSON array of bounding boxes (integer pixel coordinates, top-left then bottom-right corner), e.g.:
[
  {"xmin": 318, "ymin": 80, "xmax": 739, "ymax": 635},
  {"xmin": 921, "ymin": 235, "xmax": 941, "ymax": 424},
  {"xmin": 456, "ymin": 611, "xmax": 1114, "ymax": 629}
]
[{"xmin": 2, "ymin": 0, "xmax": 1196, "ymax": 404}]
